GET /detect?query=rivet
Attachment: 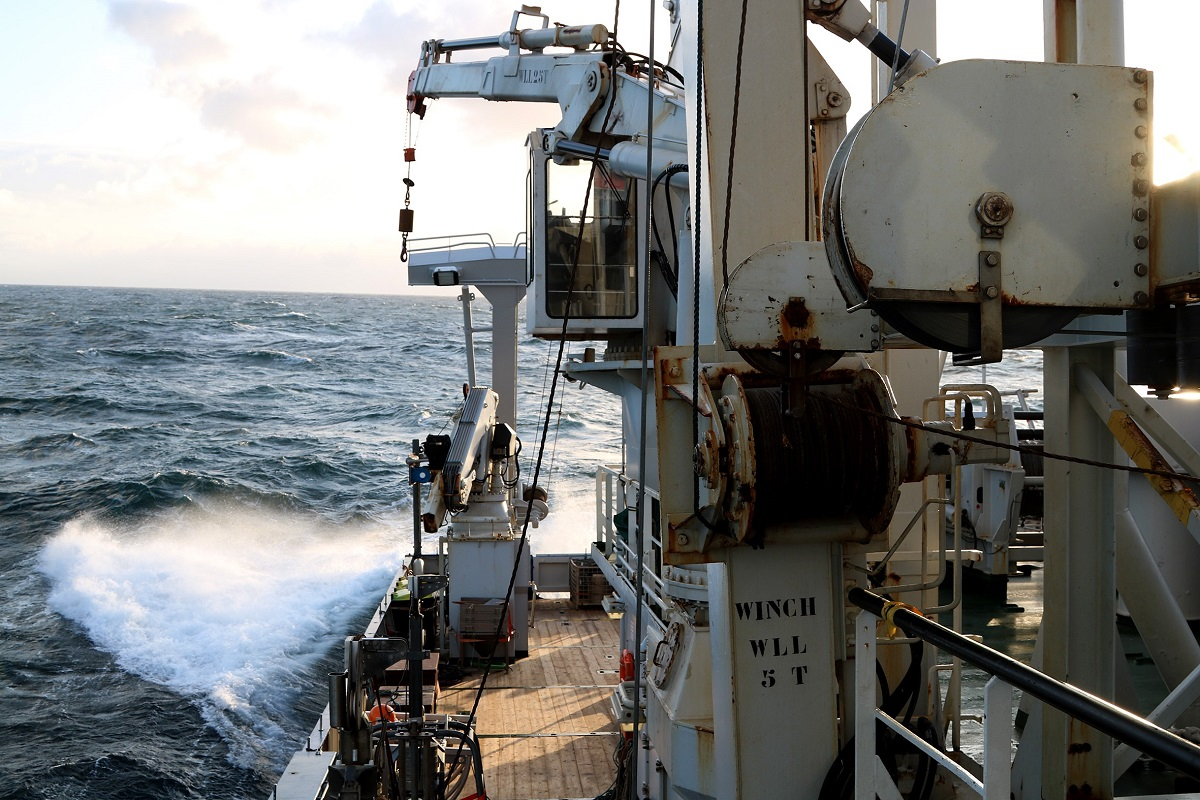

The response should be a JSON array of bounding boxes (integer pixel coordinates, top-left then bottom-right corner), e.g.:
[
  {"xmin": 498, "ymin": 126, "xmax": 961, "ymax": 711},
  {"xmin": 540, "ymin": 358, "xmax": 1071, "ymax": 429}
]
[
  {"xmin": 1133, "ymin": 179, "xmax": 1150, "ymax": 196},
  {"xmin": 985, "ymin": 253, "xmax": 1000, "ymax": 267},
  {"xmin": 1134, "ymin": 263, "xmax": 1148, "ymax": 277},
  {"xmin": 1135, "ymin": 290, "xmax": 1149, "ymax": 305},
  {"xmin": 870, "ymin": 323, "xmax": 880, "ymax": 332},
  {"xmin": 1133, "ymin": 207, "xmax": 1149, "ymax": 222},
  {"xmin": 870, "ymin": 340, "xmax": 880, "ymax": 349},
  {"xmin": 1135, "ymin": 125, "xmax": 1149, "ymax": 139},
  {"xmin": 985, "ymin": 286, "xmax": 1000, "ymax": 299},
  {"xmin": 1135, "ymin": 235, "xmax": 1149, "ymax": 250},
  {"xmin": 1133, "ymin": 69, "xmax": 1148, "ymax": 84},
  {"xmin": 1131, "ymin": 152, "xmax": 1148, "ymax": 167},
  {"xmin": 793, "ymin": 351, "xmax": 803, "ymax": 360},
  {"xmin": 1134, "ymin": 97, "xmax": 1148, "ymax": 112}
]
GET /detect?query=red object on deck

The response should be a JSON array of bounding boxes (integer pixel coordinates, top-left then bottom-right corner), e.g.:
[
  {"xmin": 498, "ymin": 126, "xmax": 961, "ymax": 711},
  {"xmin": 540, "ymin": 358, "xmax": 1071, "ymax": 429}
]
[{"xmin": 619, "ymin": 649, "xmax": 635, "ymax": 682}]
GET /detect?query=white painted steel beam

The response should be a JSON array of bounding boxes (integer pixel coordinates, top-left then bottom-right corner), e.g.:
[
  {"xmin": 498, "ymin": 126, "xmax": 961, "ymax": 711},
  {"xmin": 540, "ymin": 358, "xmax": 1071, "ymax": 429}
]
[
  {"xmin": 1041, "ymin": 346, "xmax": 1116, "ymax": 796},
  {"xmin": 1113, "ymin": 377, "xmax": 1200, "ymax": 479},
  {"xmin": 1114, "ymin": 662, "xmax": 1200, "ymax": 775}
]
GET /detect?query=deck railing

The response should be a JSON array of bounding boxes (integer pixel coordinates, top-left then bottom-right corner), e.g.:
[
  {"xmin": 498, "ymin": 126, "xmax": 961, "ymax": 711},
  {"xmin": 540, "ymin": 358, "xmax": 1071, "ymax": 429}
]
[
  {"xmin": 594, "ymin": 464, "xmax": 670, "ymax": 618},
  {"xmin": 849, "ymin": 587, "xmax": 1200, "ymax": 799}
]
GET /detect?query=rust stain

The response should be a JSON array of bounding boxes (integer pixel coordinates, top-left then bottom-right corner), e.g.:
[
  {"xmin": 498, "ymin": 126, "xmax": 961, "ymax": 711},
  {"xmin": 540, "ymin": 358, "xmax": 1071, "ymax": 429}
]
[
  {"xmin": 1001, "ymin": 292, "xmax": 1040, "ymax": 307},
  {"xmin": 1066, "ymin": 783, "xmax": 1098, "ymax": 800},
  {"xmin": 782, "ymin": 297, "xmax": 812, "ymax": 331},
  {"xmin": 851, "ymin": 258, "xmax": 874, "ymax": 293},
  {"xmin": 1108, "ymin": 409, "xmax": 1200, "ymax": 524},
  {"xmin": 904, "ymin": 425, "xmax": 921, "ymax": 483},
  {"xmin": 779, "ymin": 297, "xmax": 817, "ymax": 352}
]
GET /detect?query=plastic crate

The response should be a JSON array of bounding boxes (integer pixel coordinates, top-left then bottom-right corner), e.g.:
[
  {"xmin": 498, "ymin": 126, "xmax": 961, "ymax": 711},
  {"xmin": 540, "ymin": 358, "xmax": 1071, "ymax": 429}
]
[{"xmin": 570, "ymin": 558, "xmax": 610, "ymax": 608}]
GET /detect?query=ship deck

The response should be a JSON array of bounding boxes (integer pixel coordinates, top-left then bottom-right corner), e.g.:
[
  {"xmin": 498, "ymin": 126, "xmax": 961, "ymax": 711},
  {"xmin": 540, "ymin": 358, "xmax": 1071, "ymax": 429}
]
[{"xmin": 438, "ymin": 598, "xmax": 622, "ymax": 800}]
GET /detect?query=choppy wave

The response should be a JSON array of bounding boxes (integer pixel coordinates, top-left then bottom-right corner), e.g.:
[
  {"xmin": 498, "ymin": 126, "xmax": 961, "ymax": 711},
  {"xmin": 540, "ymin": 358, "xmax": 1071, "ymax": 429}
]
[
  {"xmin": 38, "ymin": 505, "xmax": 404, "ymax": 773},
  {"xmin": 241, "ymin": 349, "xmax": 314, "ymax": 366}
]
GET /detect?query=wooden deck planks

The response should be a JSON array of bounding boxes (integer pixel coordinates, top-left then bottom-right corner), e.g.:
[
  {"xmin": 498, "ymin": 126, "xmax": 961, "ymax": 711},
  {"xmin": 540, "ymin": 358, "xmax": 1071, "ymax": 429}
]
[{"xmin": 438, "ymin": 601, "xmax": 621, "ymax": 800}]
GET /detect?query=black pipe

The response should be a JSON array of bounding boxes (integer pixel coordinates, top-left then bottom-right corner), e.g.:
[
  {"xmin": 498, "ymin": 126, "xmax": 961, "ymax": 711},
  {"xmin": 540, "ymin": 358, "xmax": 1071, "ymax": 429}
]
[
  {"xmin": 848, "ymin": 587, "xmax": 1200, "ymax": 779},
  {"xmin": 553, "ymin": 139, "xmax": 612, "ymax": 161},
  {"xmin": 864, "ymin": 31, "xmax": 911, "ymax": 72}
]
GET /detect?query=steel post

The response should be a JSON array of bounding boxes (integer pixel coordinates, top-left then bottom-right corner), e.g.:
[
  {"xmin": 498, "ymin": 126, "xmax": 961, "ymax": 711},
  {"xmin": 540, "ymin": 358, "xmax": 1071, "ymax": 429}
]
[{"xmin": 1041, "ymin": 345, "xmax": 1117, "ymax": 797}]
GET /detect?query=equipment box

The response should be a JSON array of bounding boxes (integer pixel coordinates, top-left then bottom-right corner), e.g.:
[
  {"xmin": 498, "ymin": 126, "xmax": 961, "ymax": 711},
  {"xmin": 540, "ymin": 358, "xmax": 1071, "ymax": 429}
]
[{"xmin": 569, "ymin": 558, "xmax": 610, "ymax": 608}]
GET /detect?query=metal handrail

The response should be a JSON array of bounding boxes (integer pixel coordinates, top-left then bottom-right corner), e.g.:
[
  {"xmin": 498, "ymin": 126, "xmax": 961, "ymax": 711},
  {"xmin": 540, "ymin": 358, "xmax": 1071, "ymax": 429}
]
[
  {"xmin": 408, "ymin": 232, "xmax": 520, "ymax": 257},
  {"xmin": 595, "ymin": 465, "xmax": 670, "ymax": 614},
  {"xmin": 849, "ymin": 587, "xmax": 1200, "ymax": 779}
]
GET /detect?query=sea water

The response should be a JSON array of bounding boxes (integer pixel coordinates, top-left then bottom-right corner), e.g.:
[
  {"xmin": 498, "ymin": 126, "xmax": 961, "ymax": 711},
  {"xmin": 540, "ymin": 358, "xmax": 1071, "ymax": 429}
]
[{"xmin": 0, "ymin": 285, "xmax": 1038, "ymax": 798}]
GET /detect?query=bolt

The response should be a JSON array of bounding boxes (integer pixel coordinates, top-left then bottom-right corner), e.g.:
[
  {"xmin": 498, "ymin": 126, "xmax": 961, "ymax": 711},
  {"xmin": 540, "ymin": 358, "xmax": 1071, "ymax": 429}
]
[
  {"xmin": 1133, "ymin": 179, "xmax": 1150, "ymax": 196},
  {"xmin": 827, "ymin": 92, "xmax": 844, "ymax": 107},
  {"xmin": 1133, "ymin": 69, "xmax": 1148, "ymax": 84},
  {"xmin": 975, "ymin": 192, "xmax": 1013, "ymax": 227},
  {"xmin": 985, "ymin": 252, "xmax": 1000, "ymax": 267},
  {"xmin": 820, "ymin": 108, "xmax": 830, "ymax": 117},
  {"xmin": 984, "ymin": 197, "xmax": 1008, "ymax": 222},
  {"xmin": 1131, "ymin": 152, "xmax": 1148, "ymax": 167},
  {"xmin": 985, "ymin": 286, "xmax": 1000, "ymax": 299},
  {"xmin": 676, "ymin": 533, "xmax": 689, "ymax": 546},
  {"xmin": 669, "ymin": 364, "xmax": 681, "ymax": 377},
  {"xmin": 870, "ymin": 339, "xmax": 880, "ymax": 349},
  {"xmin": 1135, "ymin": 125, "xmax": 1149, "ymax": 139},
  {"xmin": 1135, "ymin": 235, "xmax": 1149, "ymax": 250},
  {"xmin": 1133, "ymin": 207, "xmax": 1149, "ymax": 222},
  {"xmin": 1134, "ymin": 97, "xmax": 1148, "ymax": 112},
  {"xmin": 793, "ymin": 351, "xmax": 803, "ymax": 360},
  {"xmin": 1135, "ymin": 291, "xmax": 1149, "ymax": 305},
  {"xmin": 870, "ymin": 323, "xmax": 880, "ymax": 332},
  {"xmin": 1134, "ymin": 263, "xmax": 1148, "ymax": 277}
]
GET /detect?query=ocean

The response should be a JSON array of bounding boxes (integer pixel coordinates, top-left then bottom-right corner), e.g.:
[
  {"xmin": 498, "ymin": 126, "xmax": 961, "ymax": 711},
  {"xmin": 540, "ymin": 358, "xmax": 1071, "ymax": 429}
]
[
  {"xmin": 0, "ymin": 284, "xmax": 1041, "ymax": 798},
  {"xmin": 0, "ymin": 285, "xmax": 621, "ymax": 799}
]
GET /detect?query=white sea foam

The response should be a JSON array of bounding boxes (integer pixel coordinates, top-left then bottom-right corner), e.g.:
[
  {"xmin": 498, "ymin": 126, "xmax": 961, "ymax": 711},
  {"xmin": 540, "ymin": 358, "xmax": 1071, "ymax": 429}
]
[
  {"xmin": 527, "ymin": 486, "xmax": 599, "ymax": 555},
  {"xmin": 38, "ymin": 505, "xmax": 404, "ymax": 770}
]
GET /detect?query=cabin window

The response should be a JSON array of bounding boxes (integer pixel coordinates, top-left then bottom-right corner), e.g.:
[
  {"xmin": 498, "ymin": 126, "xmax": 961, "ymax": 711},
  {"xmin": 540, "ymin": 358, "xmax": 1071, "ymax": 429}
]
[{"xmin": 543, "ymin": 158, "xmax": 638, "ymax": 319}]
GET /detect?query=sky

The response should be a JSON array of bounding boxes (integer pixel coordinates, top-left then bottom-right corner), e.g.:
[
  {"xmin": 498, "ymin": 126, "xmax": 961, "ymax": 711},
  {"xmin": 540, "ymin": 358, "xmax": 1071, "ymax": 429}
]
[{"xmin": 0, "ymin": 0, "xmax": 1197, "ymax": 294}]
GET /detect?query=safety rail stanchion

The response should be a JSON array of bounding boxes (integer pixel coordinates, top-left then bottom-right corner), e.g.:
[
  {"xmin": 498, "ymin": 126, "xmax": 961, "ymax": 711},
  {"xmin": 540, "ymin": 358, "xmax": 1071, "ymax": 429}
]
[
  {"xmin": 848, "ymin": 587, "xmax": 1200, "ymax": 780},
  {"xmin": 983, "ymin": 677, "xmax": 1012, "ymax": 800},
  {"xmin": 856, "ymin": 610, "xmax": 981, "ymax": 799},
  {"xmin": 854, "ymin": 610, "xmax": 877, "ymax": 800}
]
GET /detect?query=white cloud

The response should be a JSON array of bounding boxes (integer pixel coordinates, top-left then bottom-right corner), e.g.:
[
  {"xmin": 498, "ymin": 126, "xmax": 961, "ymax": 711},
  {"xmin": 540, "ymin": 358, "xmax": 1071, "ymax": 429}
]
[
  {"xmin": 107, "ymin": 0, "xmax": 229, "ymax": 69},
  {"xmin": 200, "ymin": 75, "xmax": 333, "ymax": 152}
]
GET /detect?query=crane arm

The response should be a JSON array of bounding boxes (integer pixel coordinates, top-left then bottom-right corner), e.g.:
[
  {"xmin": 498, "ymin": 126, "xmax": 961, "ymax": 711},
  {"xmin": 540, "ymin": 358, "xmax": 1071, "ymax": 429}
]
[{"xmin": 409, "ymin": 53, "xmax": 610, "ymax": 143}]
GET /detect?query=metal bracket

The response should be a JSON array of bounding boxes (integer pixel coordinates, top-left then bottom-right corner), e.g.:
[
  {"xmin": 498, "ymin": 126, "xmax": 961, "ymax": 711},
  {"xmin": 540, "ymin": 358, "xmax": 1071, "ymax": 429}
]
[
  {"xmin": 952, "ymin": 251, "xmax": 1003, "ymax": 366},
  {"xmin": 786, "ymin": 341, "xmax": 808, "ymax": 417}
]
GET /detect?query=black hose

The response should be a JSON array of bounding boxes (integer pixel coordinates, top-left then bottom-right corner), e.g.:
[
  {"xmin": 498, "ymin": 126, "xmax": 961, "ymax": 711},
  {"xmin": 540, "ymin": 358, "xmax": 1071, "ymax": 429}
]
[
  {"xmin": 431, "ymin": 729, "xmax": 487, "ymax": 799},
  {"xmin": 651, "ymin": 163, "xmax": 688, "ymax": 299}
]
